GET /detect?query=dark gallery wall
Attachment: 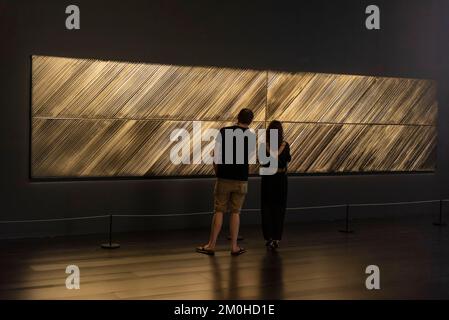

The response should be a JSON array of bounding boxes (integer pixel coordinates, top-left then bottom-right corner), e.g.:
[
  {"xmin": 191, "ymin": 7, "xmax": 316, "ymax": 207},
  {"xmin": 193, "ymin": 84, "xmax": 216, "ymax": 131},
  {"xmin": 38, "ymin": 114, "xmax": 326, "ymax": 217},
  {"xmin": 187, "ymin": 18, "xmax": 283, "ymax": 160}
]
[{"xmin": 1, "ymin": 0, "xmax": 449, "ymax": 238}]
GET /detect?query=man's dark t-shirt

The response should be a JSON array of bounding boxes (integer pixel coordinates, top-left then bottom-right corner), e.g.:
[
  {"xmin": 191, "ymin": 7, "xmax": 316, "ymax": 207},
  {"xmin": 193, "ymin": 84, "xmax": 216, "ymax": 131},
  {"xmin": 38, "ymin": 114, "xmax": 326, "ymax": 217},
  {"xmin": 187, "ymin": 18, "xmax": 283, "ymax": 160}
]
[{"xmin": 215, "ymin": 125, "xmax": 256, "ymax": 181}]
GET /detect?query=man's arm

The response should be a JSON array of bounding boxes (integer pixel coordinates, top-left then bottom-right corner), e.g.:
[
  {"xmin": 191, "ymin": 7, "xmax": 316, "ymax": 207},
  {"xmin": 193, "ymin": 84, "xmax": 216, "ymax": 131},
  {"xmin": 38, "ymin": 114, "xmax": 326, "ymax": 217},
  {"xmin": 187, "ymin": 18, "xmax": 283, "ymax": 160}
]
[
  {"xmin": 213, "ymin": 129, "xmax": 222, "ymax": 176},
  {"xmin": 212, "ymin": 149, "xmax": 218, "ymax": 175}
]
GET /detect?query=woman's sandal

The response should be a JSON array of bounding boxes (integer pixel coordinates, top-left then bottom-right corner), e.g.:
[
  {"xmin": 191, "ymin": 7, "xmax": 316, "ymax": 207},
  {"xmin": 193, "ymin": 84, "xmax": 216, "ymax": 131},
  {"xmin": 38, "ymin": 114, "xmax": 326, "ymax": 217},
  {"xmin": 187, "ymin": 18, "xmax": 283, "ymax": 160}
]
[
  {"xmin": 231, "ymin": 247, "xmax": 247, "ymax": 256},
  {"xmin": 196, "ymin": 246, "xmax": 215, "ymax": 256}
]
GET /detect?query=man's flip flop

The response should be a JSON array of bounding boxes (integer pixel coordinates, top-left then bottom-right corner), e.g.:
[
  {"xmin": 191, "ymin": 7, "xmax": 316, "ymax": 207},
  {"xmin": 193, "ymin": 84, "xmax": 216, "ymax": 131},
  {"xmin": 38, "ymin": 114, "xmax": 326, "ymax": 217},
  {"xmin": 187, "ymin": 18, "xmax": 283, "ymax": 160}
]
[
  {"xmin": 196, "ymin": 246, "xmax": 215, "ymax": 256},
  {"xmin": 231, "ymin": 247, "xmax": 247, "ymax": 256}
]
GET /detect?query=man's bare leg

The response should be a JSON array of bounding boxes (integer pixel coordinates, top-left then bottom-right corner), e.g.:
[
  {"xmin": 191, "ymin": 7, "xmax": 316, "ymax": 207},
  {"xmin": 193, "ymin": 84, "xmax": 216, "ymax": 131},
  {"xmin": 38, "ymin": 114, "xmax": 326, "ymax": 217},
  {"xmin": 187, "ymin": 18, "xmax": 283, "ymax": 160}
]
[
  {"xmin": 229, "ymin": 212, "xmax": 241, "ymax": 252},
  {"xmin": 205, "ymin": 212, "xmax": 223, "ymax": 250}
]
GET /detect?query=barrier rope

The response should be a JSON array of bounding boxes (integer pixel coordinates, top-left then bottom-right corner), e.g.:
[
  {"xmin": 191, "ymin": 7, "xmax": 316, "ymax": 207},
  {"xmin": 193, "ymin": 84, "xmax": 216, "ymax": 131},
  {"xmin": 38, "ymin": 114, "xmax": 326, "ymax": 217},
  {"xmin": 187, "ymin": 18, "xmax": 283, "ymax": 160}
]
[
  {"xmin": 350, "ymin": 199, "xmax": 440, "ymax": 208},
  {"xmin": 113, "ymin": 211, "xmax": 213, "ymax": 218},
  {"xmin": 0, "ymin": 215, "xmax": 109, "ymax": 224},
  {"xmin": 0, "ymin": 199, "xmax": 447, "ymax": 224}
]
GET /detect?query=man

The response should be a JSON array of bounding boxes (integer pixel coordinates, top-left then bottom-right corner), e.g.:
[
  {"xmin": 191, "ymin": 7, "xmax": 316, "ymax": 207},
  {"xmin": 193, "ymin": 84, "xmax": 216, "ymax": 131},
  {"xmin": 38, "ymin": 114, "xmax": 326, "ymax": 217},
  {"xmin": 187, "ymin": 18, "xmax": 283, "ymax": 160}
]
[{"xmin": 196, "ymin": 108, "xmax": 255, "ymax": 256}]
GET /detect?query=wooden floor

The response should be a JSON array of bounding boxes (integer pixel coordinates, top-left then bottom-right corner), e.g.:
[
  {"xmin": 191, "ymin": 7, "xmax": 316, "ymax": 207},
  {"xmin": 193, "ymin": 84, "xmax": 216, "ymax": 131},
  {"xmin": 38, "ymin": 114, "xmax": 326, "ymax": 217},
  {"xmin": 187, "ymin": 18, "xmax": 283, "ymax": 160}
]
[{"xmin": 1, "ymin": 216, "xmax": 449, "ymax": 300}]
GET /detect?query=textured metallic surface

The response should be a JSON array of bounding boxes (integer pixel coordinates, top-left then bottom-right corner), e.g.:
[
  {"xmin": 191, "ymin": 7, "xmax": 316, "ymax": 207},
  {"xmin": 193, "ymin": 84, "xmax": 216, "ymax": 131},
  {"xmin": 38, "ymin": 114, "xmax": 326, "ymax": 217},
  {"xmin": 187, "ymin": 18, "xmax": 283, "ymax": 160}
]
[
  {"xmin": 31, "ymin": 56, "xmax": 437, "ymax": 177},
  {"xmin": 31, "ymin": 119, "xmax": 262, "ymax": 177},
  {"xmin": 283, "ymin": 123, "xmax": 436, "ymax": 173},
  {"xmin": 32, "ymin": 56, "xmax": 266, "ymax": 121},
  {"xmin": 267, "ymin": 72, "xmax": 437, "ymax": 125}
]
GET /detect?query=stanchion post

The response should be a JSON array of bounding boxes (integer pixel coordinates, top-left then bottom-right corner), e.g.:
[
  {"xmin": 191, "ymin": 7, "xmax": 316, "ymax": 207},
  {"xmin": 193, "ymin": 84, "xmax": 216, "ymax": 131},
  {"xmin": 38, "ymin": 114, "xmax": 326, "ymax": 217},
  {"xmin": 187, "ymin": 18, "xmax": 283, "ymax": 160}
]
[
  {"xmin": 101, "ymin": 214, "xmax": 120, "ymax": 249},
  {"xmin": 339, "ymin": 204, "xmax": 354, "ymax": 233},
  {"xmin": 433, "ymin": 200, "xmax": 447, "ymax": 227}
]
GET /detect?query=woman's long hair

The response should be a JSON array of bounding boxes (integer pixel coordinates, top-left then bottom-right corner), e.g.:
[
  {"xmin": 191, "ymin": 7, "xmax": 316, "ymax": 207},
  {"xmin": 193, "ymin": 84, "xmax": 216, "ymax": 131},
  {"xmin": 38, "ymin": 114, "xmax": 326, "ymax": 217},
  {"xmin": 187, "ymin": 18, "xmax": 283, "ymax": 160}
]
[{"xmin": 266, "ymin": 120, "xmax": 284, "ymax": 149}]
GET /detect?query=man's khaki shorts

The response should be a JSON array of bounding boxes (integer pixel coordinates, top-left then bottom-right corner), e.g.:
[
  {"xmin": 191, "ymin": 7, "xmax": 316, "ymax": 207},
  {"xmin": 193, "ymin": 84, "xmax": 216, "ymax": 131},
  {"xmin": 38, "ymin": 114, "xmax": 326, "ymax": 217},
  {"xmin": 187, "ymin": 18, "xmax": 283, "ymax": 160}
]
[{"xmin": 214, "ymin": 178, "xmax": 248, "ymax": 213}]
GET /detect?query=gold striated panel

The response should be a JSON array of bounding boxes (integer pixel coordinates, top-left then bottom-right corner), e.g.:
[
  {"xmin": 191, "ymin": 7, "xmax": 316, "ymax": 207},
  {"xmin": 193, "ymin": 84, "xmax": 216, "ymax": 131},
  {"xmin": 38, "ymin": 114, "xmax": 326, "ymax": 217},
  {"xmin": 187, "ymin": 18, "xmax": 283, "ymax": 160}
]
[
  {"xmin": 32, "ymin": 56, "xmax": 266, "ymax": 121},
  {"xmin": 31, "ymin": 55, "xmax": 438, "ymax": 177},
  {"xmin": 32, "ymin": 119, "xmax": 263, "ymax": 177},
  {"xmin": 31, "ymin": 118, "xmax": 436, "ymax": 177},
  {"xmin": 267, "ymin": 71, "xmax": 438, "ymax": 125},
  {"xmin": 283, "ymin": 123, "xmax": 436, "ymax": 173}
]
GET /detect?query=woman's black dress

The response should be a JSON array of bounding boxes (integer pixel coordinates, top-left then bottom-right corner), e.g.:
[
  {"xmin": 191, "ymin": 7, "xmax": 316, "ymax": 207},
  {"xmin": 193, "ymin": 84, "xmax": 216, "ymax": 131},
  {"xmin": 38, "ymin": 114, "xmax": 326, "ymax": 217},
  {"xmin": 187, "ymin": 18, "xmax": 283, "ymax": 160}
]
[{"xmin": 261, "ymin": 142, "xmax": 291, "ymax": 241}]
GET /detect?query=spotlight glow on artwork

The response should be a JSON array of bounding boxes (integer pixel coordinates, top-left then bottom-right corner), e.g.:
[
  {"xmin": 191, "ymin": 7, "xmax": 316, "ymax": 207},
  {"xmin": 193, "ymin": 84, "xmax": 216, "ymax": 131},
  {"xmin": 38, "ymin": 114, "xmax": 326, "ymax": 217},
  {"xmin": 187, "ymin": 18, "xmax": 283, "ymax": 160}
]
[{"xmin": 31, "ymin": 55, "xmax": 438, "ymax": 178}]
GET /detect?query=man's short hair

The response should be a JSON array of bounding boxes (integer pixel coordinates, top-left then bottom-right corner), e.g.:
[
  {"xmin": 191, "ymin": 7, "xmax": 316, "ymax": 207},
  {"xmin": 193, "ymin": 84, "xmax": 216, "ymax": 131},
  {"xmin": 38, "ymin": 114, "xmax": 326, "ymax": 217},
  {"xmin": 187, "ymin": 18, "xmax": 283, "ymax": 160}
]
[{"xmin": 237, "ymin": 108, "xmax": 254, "ymax": 125}]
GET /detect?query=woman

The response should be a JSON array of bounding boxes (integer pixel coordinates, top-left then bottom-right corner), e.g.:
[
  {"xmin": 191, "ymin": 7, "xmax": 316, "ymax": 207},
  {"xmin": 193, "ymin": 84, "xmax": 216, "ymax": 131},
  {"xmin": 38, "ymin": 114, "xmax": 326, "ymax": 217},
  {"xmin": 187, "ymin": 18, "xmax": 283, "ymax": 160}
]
[{"xmin": 261, "ymin": 120, "xmax": 291, "ymax": 250}]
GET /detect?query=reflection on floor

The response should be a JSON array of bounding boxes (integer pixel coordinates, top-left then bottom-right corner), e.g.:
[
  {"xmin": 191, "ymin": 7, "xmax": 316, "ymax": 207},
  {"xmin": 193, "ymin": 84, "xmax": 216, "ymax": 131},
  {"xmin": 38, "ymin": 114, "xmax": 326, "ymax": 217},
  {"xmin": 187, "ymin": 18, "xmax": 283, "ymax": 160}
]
[{"xmin": 0, "ymin": 216, "xmax": 448, "ymax": 299}]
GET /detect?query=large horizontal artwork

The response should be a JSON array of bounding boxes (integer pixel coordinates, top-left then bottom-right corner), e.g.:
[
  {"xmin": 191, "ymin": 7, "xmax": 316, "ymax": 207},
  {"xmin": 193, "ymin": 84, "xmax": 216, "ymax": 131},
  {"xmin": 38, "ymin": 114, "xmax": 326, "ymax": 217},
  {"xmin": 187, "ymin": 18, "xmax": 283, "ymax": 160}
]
[{"xmin": 31, "ymin": 55, "xmax": 438, "ymax": 177}]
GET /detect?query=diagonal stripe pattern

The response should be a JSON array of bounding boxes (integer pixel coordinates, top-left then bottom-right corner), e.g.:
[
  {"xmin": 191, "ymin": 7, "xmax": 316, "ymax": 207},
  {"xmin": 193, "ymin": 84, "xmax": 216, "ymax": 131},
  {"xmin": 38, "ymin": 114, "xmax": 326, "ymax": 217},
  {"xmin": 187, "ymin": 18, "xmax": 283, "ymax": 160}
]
[
  {"xmin": 267, "ymin": 72, "xmax": 437, "ymax": 125},
  {"xmin": 32, "ymin": 56, "xmax": 266, "ymax": 121},
  {"xmin": 31, "ymin": 56, "xmax": 437, "ymax": 177}
]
